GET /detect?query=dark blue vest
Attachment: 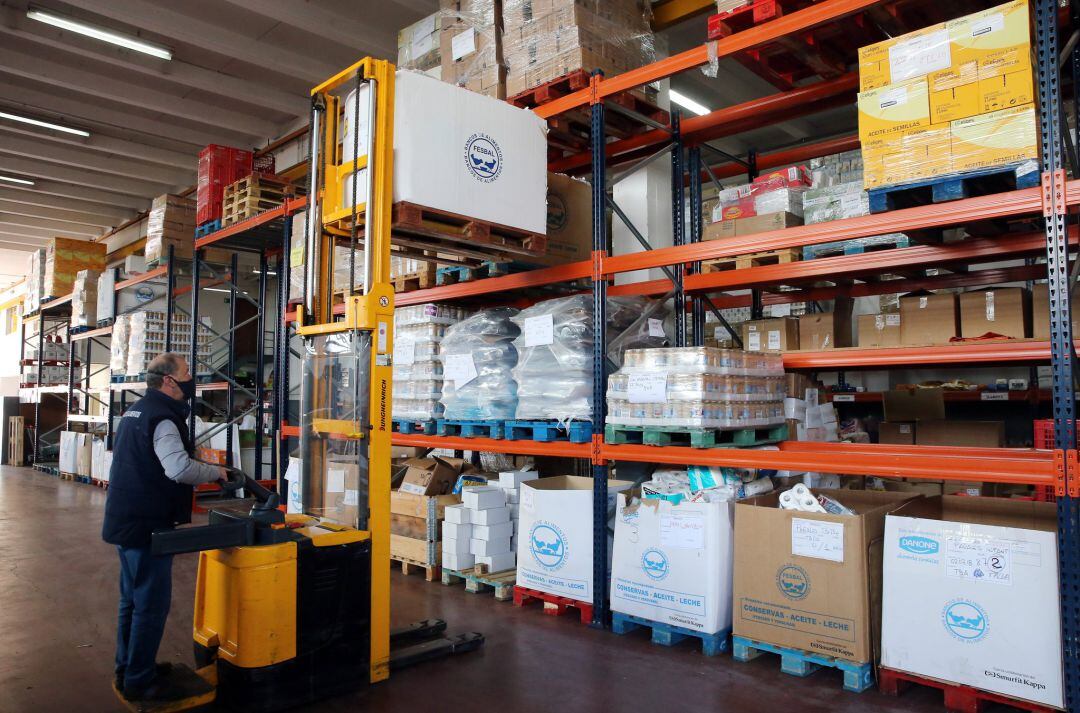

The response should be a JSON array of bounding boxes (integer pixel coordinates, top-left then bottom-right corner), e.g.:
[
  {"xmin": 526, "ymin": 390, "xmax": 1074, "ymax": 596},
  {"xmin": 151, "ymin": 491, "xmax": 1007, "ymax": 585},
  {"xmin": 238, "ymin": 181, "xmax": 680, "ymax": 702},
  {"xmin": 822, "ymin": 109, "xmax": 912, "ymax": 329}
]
[{"xmin": 101, "ymin": 388, "xmax": 195, "ymax": 548}]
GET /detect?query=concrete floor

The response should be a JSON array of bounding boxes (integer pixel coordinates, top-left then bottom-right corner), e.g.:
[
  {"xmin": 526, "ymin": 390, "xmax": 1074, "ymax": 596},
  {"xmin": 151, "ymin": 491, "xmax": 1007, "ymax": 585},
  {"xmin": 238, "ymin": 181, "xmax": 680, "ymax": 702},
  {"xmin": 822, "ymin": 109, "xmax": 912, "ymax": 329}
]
[{"xmin": 0, "ymin": 465, "xmax": 952, "ymax": 713}]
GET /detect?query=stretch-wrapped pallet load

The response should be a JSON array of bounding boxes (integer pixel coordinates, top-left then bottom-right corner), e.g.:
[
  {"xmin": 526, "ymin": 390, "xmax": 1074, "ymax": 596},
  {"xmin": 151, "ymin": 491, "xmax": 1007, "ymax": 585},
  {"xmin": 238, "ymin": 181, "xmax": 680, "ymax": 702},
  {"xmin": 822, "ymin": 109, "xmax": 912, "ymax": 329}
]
[
  {"xmin": 393, "ymin": 304, "xmax": 468, "ymax": 422},
  {"xmin": 439, "ymin": 0, "xmax": 505, "ymax": 98},
  {"xmin": 503, "ymin": 0, "xmax": 656, "ymax": 98},
  {"xmin": 286, "ymin": 213, "xmax": 364, "ymax": 302},
  {"xmin": 809, "ymin": 149, "xmax": 864, "ymax": 188},
  {"xmin": 398, "ymin": 12, "xmax": 446, "ymax": 79},
  {"xmin": 44, "ymin": 237, "xmax": 106, "ymax": 301},
  {"xmin": 437, "ymin": 307, "xmax": 520, "ymax": 420},
  {"xmin": 71, "ymin": 269, "xmax": 100, "ymax": 330},
  {"xmin": 857, "ymin": 0, "xmax": 1037, "ymax": 190},
  {"xmin": 125, "ymin": 311, "xmax": 212, "ymax": 378},
  {"xmin": 145, "ymin": 194, "xmax": 196, "ymax": 264},
  {"xmin": 606, "ymin": 347, "xmax": 786, "ymax": 429},
  {"xmin": 25, "ymin": 249, "xmax": 45, "ymax": 313},
  {"xmin": 110, "ymin": 315, "xmax": 131, "ymax": 376}
]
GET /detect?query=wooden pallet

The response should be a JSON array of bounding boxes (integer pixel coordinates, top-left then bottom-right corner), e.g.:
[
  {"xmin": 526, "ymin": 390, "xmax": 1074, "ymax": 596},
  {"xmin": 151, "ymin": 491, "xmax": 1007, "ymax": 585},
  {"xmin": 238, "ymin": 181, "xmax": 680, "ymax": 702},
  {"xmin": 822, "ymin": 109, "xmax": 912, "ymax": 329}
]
[
  {"xmin": 392, "ymin": 264, "xmax": 437, "ymax": 293},
  {"xmin": 8, "ymin": 415, "xmax": 24, "ymax": 466},
  {"xmin": 612, "ymin": 612, "xmax": 730, "ymax": 656},
  {"xmin": 221, "ymin": 174, "xmax": 295, "ymax": 227},
  {"xmin": 878, "ymin": 666, "xmax": 1056, "ymax": 713},
  {"xmin": 392, "ymin": 555, "xmax": 440, "ymax": 582},
  {"xmin": 802, "ymin": 233, "xmax": 911, "ymax": 260},
  {"xmin": 732, "ymin": 635, "xmax": 874, "ymax": 693},
  {"xmin": 436, "ymin": 419, "xmax": 504, "ymax": 439},
  {"xmin": 604, "ymin": 422, "xmax": 788, "ymax": 448},
  {"xmin": 442, "ymin": 566, "xmax": 516, "ymax": 601},
  {"xmin": 512, "ymin": 585, "xmax": 593, "ymax": 624},
  {"xmin": 868, "ymin": 163, "xmax": 1040, "ymax": 214},
  {"xmin": 702, "ymin": 248, "xmax": 800, "ymax": 273},
  {"xmin": 504, "ymin": 420, "xmax": 593, "ymax": 444}
]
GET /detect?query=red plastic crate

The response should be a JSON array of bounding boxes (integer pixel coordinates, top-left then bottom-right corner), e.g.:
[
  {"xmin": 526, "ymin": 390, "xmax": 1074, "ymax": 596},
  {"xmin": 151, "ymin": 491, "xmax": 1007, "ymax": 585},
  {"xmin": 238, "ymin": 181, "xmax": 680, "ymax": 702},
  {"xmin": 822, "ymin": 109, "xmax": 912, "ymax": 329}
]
[
  {"xmin": 196, "ymin": 144, "xmax": 254, "ymax": 225},
  {"xmin": 1033, "ymin": 419, "xmax": 1076, "ymax": 449}
]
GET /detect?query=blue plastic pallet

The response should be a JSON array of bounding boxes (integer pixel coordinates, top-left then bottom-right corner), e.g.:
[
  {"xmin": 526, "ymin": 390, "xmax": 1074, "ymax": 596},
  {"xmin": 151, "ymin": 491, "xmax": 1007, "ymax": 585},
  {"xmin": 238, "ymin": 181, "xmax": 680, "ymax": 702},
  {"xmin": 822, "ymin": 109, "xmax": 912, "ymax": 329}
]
[
  {"xmin": 436, "ymin": 419, "xmax": 504, "ymax": 439},
  {"xmin": 612, "ymin": 612, "xmax": 730, "ymax": 656},
  {"xmin": 802, "ymin": 234, "xmax": 910, "ymax": 260},
  {"xmin": 195, "ymin": 219, "xmax": 222, "ymax": 237},
  {"xmin": 392, "ymin": 418, "xmax": 437, "ymax": 435},
  {"xmin": 504, "ymin": 419, "xmax": 592, "ymax": 443},
  {"xmin": 435, "ymin": 261, "xmax": 515, "ymax": 286},
  {"xmin": 867, "ymin": 163, "xmax": 1039, "ymax": 214},
  {"xmin": 732, "ymin": 635, "xmax": 873, "ymax": 693},
  {"xmin": 69, "ymin": 325, "xmax": 90, "ymax": 335}
]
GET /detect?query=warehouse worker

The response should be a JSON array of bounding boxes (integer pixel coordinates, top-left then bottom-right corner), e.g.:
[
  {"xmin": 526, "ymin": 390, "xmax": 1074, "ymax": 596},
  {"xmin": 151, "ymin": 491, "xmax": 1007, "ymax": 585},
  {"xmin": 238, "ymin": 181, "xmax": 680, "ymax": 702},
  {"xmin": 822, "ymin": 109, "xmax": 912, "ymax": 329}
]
[{"xmin": 101, "ymin": 352, "xmax": 228, "ymax": 703}]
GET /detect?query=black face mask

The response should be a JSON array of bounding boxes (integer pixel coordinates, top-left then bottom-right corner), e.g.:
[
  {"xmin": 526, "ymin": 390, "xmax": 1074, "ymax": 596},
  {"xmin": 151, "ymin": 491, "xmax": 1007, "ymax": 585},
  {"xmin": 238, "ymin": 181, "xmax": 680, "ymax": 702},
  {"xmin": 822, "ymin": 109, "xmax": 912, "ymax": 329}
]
[{"xmin": 171, "ymin": 376, "xmax": 197, "ymax": 401}]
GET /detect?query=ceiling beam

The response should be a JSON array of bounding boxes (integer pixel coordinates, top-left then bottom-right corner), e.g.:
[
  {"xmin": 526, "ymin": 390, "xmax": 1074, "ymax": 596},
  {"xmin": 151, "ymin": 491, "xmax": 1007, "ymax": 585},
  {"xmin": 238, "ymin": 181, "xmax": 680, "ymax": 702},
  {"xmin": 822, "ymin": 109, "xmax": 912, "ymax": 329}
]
[
  {"xmin": 0, "ymin": 129, "xmax": 191, "ymax": 187},
  {"xmin": 219, "ymin": 0, "xmax": 397, "ymax": 60},
  {"xmin": 0, "ymin": 76, "xmax": 252, "ymax": 149},
  {"xmin": 0, "ymin": 6, "xmax": 306, "ymax": 118},
  {"xmin": 0, "ymin": 222, "xmax": 64, "ymax": 240},
  {"xmin": 0, "ymin": 120, "xmax": 192, "ymax": 171},
  {"xmin": 0, "ymin": 199, "xmax": 117, "ymax": 229},
  {"xmin": 0, "ymin": 187, "xmax": 136, "ymax": 222},
  {"xmin": 59, "ymin": 0, "xmax": 339, "ymax": 84},
  {"xmin": 0, "ymin": 43, "xmax": 274, "ymax": 140},
  {"xmin": 0, "ymin": 239, "xmax": 49, "ymax": 252},
  {"xmin": 0, "ymin": 213, "xmax": 100, "ymax": 237},
  {"xmin": 0, "ymin": 180, "xmax": 148, "ymax": 212},
  {"xmin": 0, "ymin": 154, "xmax": 168, "ymax": 198}
]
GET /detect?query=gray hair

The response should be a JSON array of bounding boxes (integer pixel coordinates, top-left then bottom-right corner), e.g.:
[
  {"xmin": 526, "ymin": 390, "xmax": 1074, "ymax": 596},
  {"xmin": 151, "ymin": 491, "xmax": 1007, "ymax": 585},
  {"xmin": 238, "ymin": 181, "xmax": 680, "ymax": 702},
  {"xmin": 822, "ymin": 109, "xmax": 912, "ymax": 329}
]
[{"xmin": 146, "ymin": 352, "xmax": 185, "ymax": 390}]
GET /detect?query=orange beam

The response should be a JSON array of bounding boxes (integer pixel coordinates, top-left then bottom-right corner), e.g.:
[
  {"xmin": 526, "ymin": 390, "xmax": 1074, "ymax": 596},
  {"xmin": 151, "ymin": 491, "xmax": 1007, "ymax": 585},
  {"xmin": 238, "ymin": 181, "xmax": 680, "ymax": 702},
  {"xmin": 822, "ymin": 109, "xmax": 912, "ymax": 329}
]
[
  {"xmin": 392, "ymin": 433, "xmax": 593, "ymax": 458},
  {"xmin": 701, "ymin": 134, "xmax": 861, "ymax": 183},
  {"xmin": 195, "ymin": 194, "xmax": 307, "ymax": 250},
  {"xmin": 115, "ymin": 266, "xmax": 166, "ymax": 291},
  {"xmin": 396, "ymin": 261, "xmax": 592, "ymax": 306},
  {"xmin": 782, "ymin": 340, "xmax": 1073, "ymax": 370}
]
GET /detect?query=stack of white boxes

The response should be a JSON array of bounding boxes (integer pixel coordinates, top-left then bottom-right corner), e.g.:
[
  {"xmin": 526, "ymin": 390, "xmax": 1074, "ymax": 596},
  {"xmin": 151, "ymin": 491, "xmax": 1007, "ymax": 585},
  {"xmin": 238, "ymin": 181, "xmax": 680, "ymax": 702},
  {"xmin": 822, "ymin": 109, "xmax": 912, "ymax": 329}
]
[{"xmin": 442, "ymin": 470, "xmax": 536, "ymax": 573}]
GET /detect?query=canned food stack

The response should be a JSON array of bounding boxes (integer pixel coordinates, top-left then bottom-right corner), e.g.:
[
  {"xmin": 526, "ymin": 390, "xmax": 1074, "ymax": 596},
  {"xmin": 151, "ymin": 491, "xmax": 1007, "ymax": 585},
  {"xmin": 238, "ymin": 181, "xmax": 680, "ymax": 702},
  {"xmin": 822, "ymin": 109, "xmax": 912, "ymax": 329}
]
[
  {"xmin": 437, "ymin": 307, "xmax": 520, "ymax": 420},
  {"xmin": 125, "ymin": 311, "xmax": 212, "ymax": 378},
  {"xmin": 392, "ymin": 304, "xmax": 467, "ymax": 422},
  {"xmin": 71, "ymin": 269, "xmax": 100, "ymax": 330},
  {"xmin": 606, "ymin": 347, "xmax": 786, "ymax": 429}
]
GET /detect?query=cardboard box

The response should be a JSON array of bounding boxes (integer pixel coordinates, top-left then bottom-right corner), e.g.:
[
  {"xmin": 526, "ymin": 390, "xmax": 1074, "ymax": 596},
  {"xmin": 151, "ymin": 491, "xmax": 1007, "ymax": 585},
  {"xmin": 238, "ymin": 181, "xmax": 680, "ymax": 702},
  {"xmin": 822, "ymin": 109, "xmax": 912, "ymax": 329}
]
[
  {"xmin": 916, "ymin": 420, "xmax": 1004, "ymax": 447},
  {"xmin": 899, "ymin": 292, "xmax": 959, "ymax": 345},
  {"xmin": 879, "ymin": 422, "xmax": 916, "ymax": 445},
  {"xmin": 858, "ymin": 23, "xmax": 950, "ymax": 91},
  {"xmin": 930, "ymin": 81, "xmax": 981, "ymax": 123},
  {"xmin": 398, "ymin": 456, "xmax": 464, "ymax": 496},
  {"xmin": 704, "ymin": 211, "xmax": 802, "ymax": 239},
  {"xmin": 1031, "ymin": 283, "xmax": 1080, "ymax": 340},
  {"xmin": 733, "ymin": 489, "xmax": 918, "ymax": 664},
  {"xmin": 611, "ymin": 496, "xmax": 734, "ymax": 634},
  {"xmin": 882, "ymin": 496, "xmax": 1062, "ymax": 708},
  {"xmin": 798, "ymin": 301, "xmax": 853, "ymax": 350},
  {"xmin": 959, "ymin": 287, "xmax": 1030, "ymax": 339},
  {"xmin": 319, "ymin": 460, "xmax": 361, "ymax": 526},
  {"xmin": 948, "ymin": 0, "xmax": 1032, "ymax": 80},
  {"xmin": 979, "ymin": 67, "xmax": 1034, "ymax": 113},
  {"xmin": 883, "ymin": 388, "xmax": 946, "ymax": 423},
  {"xmin": 950, "ymin": 105, "xmax": 1038, "ymax": 173},
  {"xmin": 857, "ymin": 313, "xmax": 902, "ymax": 347},
  {"xmin": 742, "ymin": 317, "xmax": 799, "ymax": 352},
  {"xmin": 858, "ymin": 79, "xmax": 931, "ymax": 145},
  {"xmin": 516, "ymin": 475, "xmax": 633, "ymax": 603},
  {"xmin": 534, "ymin": 173, "xmax": 592, "ymax": 267}
]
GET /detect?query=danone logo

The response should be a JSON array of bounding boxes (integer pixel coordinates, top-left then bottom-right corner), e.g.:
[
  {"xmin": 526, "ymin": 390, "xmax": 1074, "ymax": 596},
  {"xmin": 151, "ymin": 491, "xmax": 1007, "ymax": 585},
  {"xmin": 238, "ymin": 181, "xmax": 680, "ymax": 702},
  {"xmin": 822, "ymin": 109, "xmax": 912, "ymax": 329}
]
[
  {"xmin": 943, "ymin": 599, "xmax": 989, "ymax": 643},
  {"xmin": 776, "ymin": 564, "xmax": 810, "ymax": 600},
  {"xmin": 899, "ymin": 535, "xmax": 940, "ymax": 555},
  {"xmin": 464, "ymin": 133, "xmax": 502, "ymax": 183},
  {"xmin": 641, "ymin": 548, "xmax": 669, "ymax": 581},
  {"xmin": 529, "ymin": 521, "xmax": 566, "ymax": 571}
]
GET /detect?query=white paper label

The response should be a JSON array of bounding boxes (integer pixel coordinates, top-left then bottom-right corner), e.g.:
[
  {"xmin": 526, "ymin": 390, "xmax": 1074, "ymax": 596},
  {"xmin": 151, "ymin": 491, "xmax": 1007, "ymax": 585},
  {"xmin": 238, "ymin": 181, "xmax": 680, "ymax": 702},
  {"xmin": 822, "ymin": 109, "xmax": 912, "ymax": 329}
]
[
  {"xmin": 444, "ymin": 353, "xmax": 477, "ymax": 388},
  {"xmin": 451, "ymin": 29, "xmax": 476, "ymax": 60},
  {"xmin": 748, "ymin": 331, "xmax": 761, "ymax": 351},
  {"xmin": 343, "ymin": 489, "xmax": 358, "ymax": 506},
  {"xmin": 889, "ymin": 28, "xmax": 951, "ymax": 82},
  {"xmin": 985, "ymin": 291, "xmax": 995, "ymax": 321},
  {"xmin": 393, "ymin": 339, "xmax": 415, "ymax": 365},
  {"xmin": 875, "ymin": 314, "xmax": 885, "ymax": 330},
  {"xmin": 522, "ymin": 314, "xmax": 555, "ymax": 347},
  {"xmin": 767, "ymin": 330, "xmax": 781, "ymax": 350},
  {"xmin": 838, "ymin": 192, "xmax": 866, "ymax": 217},
  {"xmin": 981, "ymin": 391, "xmax": 1009, "ymax": 401},
  {"xmin": 377, "ymin": 320, "xmax": 388, "ymax": 352},
  {"xmin": 885, "ymin": 313, "xmax": 901, "ymax": 326},
  {"xmin": 919, "ymin": 296, "xmax": 928, "ymax": 309},
  {"xmin": 971, "ymin": 12, "xmax": 1004, "ymax": 38},
  {"xmin": 792, "ymin": 518, "xmax": 844, "ymax": 562},
  {"xmin": 833, "ymin": 394, "xmax": 855, "ymax": 402},
  {"xmin": 770, "ymin": 303, "xmax": 792, "ymax": 317},
  {"xmin": 410, "ymin": 33, "xmax": 436, "ymax": 59},
  {"xmin": 519, "ymin": 486, "xmax": 535, "ymax": 513},
  {"xmin": 659, "ymin": 512, "xmax": 705, "ymax": 550},
  {"xmin": 877, "ymin": 85, "xmax": 909, "ymax": 110},
  {"xmin": 647, "ymin": 318, "xmax": 665, "ymax": 338},
  {"xmin": 327, "ymin": 468, "xmax": 346, "ymax": 494},
  {"xmin": 713, "ymin": 325, "xmax": 729, "ymax": 341},
  {"xmin": 946, "ymin": 536, "xmax": 1012, "ymax": 585},
  {"xmin": 416, "ymin": 14, "xmax": 436, "ymax": 38},
  {"xmin": 627, "ymin": 373, "xmax": 667, "ymax": 404}
]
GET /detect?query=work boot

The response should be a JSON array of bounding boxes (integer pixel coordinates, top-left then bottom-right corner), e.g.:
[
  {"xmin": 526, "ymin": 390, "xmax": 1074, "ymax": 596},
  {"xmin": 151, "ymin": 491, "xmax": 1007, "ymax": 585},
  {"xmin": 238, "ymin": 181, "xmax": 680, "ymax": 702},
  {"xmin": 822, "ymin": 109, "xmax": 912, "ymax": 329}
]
[
  {"xmin": 115, "ymin": 662, "xmax": 173, "ymax": 691},
  {"xmin": 122, "ymin": 670, "xmax": 187, "ymax": 703}
]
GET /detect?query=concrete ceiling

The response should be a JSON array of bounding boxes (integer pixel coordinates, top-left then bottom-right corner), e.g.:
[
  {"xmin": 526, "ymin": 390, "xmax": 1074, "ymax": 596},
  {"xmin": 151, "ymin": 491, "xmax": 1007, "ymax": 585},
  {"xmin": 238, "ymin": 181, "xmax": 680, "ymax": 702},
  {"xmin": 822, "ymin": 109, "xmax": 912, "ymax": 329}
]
[{"xmin": 0, "ymin": 0, "xmax": 855, "ymax": 257}]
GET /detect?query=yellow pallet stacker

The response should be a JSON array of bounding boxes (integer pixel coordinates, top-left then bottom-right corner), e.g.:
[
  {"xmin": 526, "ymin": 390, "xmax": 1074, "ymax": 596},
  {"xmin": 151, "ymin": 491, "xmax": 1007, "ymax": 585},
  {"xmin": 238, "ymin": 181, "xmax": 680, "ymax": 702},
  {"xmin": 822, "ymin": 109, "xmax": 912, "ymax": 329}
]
[{"xmin": 130, "ymin": 58, "xmax": 483, "ymax": 713}]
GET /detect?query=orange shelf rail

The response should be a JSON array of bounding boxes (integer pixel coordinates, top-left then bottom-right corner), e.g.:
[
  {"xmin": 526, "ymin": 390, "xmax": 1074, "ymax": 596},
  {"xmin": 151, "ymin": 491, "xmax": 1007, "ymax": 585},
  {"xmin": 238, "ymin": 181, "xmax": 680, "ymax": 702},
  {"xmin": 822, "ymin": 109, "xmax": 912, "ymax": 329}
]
[
  {"xmin": 195, "ymin": 194, "xmax": 307, "ymax": 250},
  {"xmin": 782, "ymin": 340, "xmax": 1072, "ymax": 369},
  {"xmin": 391, "ymin": 432, "xmax": 592, "ymax": 459}
]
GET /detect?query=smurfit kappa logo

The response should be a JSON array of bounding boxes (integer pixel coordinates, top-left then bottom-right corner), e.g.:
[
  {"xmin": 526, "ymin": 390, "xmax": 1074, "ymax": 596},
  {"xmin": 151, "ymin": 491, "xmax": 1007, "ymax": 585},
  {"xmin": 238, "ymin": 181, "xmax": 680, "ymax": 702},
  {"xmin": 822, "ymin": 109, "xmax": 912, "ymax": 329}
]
[
  {"xmin": 641, "ymin": 548, "xmax": 669, "ymax": 581},
  {"xmin": 776, "ymin": 564, "xmax": 810, "ymax": 600},
  {"xmin": 943, "ymin": 599, "xmax": 989, "ymax": 643},
  {"xmin": 899, "ymin": 535, "xmax": 940, "ymax": 556},
  {"xmin": 464, "ymin": 133, "xmax": 502, "ymax": 182},
  {"xmin": 529, "ymin": 522, "xmax": 567, "ymax": 571}
]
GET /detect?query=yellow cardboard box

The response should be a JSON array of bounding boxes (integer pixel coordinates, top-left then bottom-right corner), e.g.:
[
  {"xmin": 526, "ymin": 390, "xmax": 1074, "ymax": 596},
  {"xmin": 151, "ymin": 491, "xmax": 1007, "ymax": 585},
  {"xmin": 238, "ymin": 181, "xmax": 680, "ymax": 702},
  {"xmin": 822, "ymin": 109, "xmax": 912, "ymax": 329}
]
[
  {"xmin": 950, "ymin": 105, "xmax": 1037, "ymax": 172},
  {"xmin": 930, "ymin": 81, "xmax": 981, "ymax": 123},
  {"xmin": 858, "ymin": 78, "xmax": 931, "ymax": 144},
  {"xmin": 978, "ymin": 66, "xmax": 1034, "ymax": 113},
  {"xmin": 949, "ymin": 0, "xmax": 1032, "ymax": 79},
  {"xmin": 858, "ymin": 23, "xmax": 950, "ymax": 91},
  {"xmin": 862, "ymin": 125, "xmax": 952, "ymax": 190}
]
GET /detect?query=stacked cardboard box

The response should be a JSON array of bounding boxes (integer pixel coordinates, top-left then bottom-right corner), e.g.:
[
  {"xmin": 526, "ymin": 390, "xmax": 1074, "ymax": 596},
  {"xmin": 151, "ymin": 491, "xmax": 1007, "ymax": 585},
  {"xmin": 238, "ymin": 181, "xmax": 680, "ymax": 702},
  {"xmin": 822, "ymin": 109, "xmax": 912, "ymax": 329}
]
[
  {"xmin": 145, "ymin": 194, "xmax": 196, "ymax": 264},
  {"xmin": 443, "ymin": 474, "xmax": 528, "ymax": 573},
  {"xmin": 25, "ymin": 249, "xmax": 44, "ymax": 313},
  {"xmin": 398, "ymin": 12, "xmax": 445, "ymax": 78},
  {"xmin": 393, "ymin": 304, "xmax": 467, "ymax": 422},
  {"xmin": 533, "ymin": 173, "xmax": 593, "ymax": 267},
  {"xmin": 70, "ymin": 269, "xmax": 100, "ymax": 330},
  {"xmin": 502, "ymin": 0, "xmax": 654, "ymax": 98},
  {"xmin": 1032, "ymin": 283, "xmax": 1080, "ymax": 339},
  {"xmin": 43, "ymin": 238, "xmax": 106, "ymax": 301},
  {"xmin": 125, "ymin": 310, "xmax": 212, "ymax": 377},
  {"xmin": 391, "ymin": 457, "xmax": 464, "ymax": 571},
  {"xmin": 439, "ymin": 0, "xmax": 505, "ymax": 98},
  {"xmin": 959, "ymin": 286, "xmax": 1029, "ymax": 339},
  {"xmin": 808, "ymin": 149, "xmax": 864, "ymax": 188},
  {"xmin": 705, "ymin": 167, "xmax": 811, "ymax": 240},
  {"xmin": 858, "ymin": 0, "xmax": 1037, "ymax": 190}
]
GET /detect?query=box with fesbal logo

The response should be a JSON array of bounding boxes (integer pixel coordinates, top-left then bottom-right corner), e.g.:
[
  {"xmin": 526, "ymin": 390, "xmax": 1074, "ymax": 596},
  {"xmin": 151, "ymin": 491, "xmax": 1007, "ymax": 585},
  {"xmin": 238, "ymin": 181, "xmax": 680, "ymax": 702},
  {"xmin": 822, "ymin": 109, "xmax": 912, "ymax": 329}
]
[
  {"xmin": 516, "ymin": 476, "xmax": 633, "ymax": 603},
  {"xmin": 610, "ymin": 495, "xmax": 734, "ymax": 634},
  {"xmin": 733, "ymin": 489, "xmax": 917, "ymax": 664},
  {"xmin": 882, "ymin": 496, "xmax": 1062, "ymax": 708}
]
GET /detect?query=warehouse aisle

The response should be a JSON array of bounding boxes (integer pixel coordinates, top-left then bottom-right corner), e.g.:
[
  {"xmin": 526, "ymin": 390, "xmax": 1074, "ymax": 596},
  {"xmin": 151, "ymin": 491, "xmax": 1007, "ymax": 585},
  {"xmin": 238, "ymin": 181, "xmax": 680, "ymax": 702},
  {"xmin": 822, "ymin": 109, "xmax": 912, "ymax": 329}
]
[{"xmin": 0, "ymin": 466, "xmax": 942, "ymax": 713}]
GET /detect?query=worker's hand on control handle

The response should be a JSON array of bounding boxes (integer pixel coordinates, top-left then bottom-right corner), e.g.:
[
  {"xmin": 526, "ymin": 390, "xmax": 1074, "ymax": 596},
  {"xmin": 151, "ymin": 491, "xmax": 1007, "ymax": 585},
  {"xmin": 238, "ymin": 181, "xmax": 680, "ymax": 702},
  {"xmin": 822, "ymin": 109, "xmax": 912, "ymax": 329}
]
[{"xmin": 216, "ymin": 466, "xmax": 230, "ymax": 484}]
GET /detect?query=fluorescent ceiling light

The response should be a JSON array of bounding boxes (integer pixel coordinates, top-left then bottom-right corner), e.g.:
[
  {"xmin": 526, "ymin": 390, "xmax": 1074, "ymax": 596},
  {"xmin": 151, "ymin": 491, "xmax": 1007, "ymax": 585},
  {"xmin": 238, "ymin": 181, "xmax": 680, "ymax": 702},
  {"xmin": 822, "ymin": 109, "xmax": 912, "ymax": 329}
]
[
  {"xmin": 27, "ymin": 9, "xmax": 173, "ymax": 60},
  {"xmin": 670, "ymin": 89, "xmax": 710, "ymax": 117},
  {"xmin": 0, "ymin": 175, "xmax": 35, "ymax": 186},
  {"xmin": 0, "ymin": 111, "xmax": 89, "ymax": 137}
]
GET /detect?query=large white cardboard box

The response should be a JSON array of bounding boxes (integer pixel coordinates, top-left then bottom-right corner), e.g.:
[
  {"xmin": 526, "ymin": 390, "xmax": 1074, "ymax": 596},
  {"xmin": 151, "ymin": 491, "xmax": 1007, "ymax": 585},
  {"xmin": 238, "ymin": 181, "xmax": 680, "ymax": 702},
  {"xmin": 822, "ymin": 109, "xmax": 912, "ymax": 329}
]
[
  {"xmin": 343, "ymin": 70, "xmax": 547, "ymax": 235},
  {"xmin": 882, "ymin": 496, "xmax": 1062, "ymax": 708},
  {"xmin": 516, "ymin": 475, "xmax": 633, "ymax": 603},
  {"xmin": 611, "ymin": 495, "xmax": 734, "ymax": 634}
]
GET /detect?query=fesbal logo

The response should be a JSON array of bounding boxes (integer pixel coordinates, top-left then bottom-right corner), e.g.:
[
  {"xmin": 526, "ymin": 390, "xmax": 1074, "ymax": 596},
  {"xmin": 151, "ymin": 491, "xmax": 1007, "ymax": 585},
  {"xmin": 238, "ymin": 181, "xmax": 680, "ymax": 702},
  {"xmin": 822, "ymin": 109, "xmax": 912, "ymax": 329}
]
[
  {"xmin": 529, "ymin": 521, "xmax": 566, "ymax": 572},
  {"xmin": 464, "ymin": 133, "xmax": 502, "ymax": 183},
  {"xmin": 943, "ymin": 598, "xmax": 989, "ymax": 643},
  {"xmin": 776, "ymin": 564, "xmax": 810, "ymax": 601},
  {"xmin": 641, "ymin": 548, "xmax": 669, "ymax": 581}
]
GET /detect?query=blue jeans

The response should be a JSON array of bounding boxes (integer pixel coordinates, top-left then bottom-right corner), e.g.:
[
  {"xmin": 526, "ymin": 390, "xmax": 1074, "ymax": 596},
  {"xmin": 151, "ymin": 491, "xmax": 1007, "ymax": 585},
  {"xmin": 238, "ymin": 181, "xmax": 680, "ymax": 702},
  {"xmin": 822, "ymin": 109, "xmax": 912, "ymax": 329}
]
[{"xmin": 115, "ymin": 545, "xmax": 174, "ymax": 691}]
